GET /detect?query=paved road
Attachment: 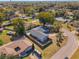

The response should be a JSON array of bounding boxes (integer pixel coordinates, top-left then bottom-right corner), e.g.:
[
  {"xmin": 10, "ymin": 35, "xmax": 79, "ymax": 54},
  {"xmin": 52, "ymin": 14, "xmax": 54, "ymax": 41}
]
[{"xmin": 50, "ymin": 29, "xmax": 79, "ymax": 59}]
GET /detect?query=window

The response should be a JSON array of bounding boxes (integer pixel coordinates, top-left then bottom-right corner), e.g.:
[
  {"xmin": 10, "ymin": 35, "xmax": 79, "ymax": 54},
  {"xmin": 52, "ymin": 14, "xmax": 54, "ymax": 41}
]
[{"xmin": 15, "ymin": 47, "xmax": 21, "ymax": 52}]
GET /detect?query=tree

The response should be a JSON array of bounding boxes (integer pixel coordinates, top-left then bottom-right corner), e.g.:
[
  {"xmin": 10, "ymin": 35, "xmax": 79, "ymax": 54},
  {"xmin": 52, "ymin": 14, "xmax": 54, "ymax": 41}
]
[
  {"xmin": 0, "ymin": 8, "xmax": 4, "ymax": 13},
  {"xmin": 53, "ymin": 21, "xmax": 62, "ymax": 33},
  {"xmin": 23, "ymin": 7, "xmax": 35, "ymax": 16},
  {"xmin": 73, "ymin": 10, "xmax": 79, "ymax": 21},
  {"xmin": 56, "ymin": 31, "xmax": 64, "ymax": 47},
  {"xmin": 13, "ymin": 18, "xmax": 25, "ymax": 36},
  {"xmin": 38, "ymin": 7, "xmax": 45, "ymax": 12},
  {"xmin": 57, "ymin": 32, "xmax": 64, "ymax": 43},
  {"xmin": 0, "ymin": 13, "xmax": 5, "ymax": 27},
  {"xmin": 56, "ymin": 10, "xmax": 65, "ymax": 17},
  {"xmin": 3, "ymin": 10, "xmax": 14, "ymax": 20},
  {"xmin": 37, "ymin": 12, "xmax": 55, "ymax": 26},
  {"xmin": 0, "ymin": 39, "xmax": 4, "ymax": 46}
]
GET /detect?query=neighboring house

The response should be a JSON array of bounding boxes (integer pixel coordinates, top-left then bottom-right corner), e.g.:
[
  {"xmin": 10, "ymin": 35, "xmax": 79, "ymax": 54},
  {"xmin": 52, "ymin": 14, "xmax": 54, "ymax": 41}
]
[
  {"xmin": 65, "ymin": 12, "xmax": 74, "ymax": 16},
  {"xmin": 56, "ymin": 17, "xmax": 71, "ymax": 22},
  {"xmin": 64, "ymin": 11, "xmax": 74, "ymax": 20},
  {"xmin": 0, "ymin": 38, "xmax": 32, "ymax": 57},
  {"xmin": 0, "ymin": 28, "xmax": 3, "ymax": 32},
  {"xmin": 7, "ymin": 31, "xmax": 15, "ymax": 36},
  {"xmin": 56, "ymin": 17, "xmax": 67, "ymax": 22}
]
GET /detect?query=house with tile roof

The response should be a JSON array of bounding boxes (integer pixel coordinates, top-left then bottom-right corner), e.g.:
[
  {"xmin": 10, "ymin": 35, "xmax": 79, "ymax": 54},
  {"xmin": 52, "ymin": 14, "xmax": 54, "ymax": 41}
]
[{"xmin": 0, "ymin": 37, "xmax": 33, "ymax": 57}]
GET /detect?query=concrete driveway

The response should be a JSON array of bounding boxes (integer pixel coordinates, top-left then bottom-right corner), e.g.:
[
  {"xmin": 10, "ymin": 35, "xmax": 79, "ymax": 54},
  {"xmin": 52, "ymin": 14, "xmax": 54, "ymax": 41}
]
[{"xmin": 50, "ymin": 28, "xmax": 78, "ymax": 59}]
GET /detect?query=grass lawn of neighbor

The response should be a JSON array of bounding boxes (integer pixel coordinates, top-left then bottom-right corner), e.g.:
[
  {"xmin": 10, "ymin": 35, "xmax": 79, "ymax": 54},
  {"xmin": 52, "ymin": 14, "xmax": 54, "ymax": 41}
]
[{"xmin": 0, "ymin": 30, "xmax": 12, "ymax": 44}]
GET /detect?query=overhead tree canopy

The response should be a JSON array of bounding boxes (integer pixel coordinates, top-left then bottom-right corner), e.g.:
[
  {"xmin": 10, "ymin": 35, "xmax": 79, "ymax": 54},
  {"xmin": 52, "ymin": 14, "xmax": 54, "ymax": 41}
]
[
  {"xmin": 12, "ymin": 18, "xmax": 25, "ymax": 36},
  {"xmin": 37, "ymin": 12, "xmax": 55, "ymax": 25}
]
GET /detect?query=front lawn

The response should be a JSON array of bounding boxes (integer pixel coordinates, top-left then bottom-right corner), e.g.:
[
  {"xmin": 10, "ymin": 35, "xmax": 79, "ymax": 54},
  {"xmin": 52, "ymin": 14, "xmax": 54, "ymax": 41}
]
[
  {"xmin": 2, "ymin": 21, "xmax": 9, "ymax": 25},
  {"xmin": 6, "ymin": 26, "xmax": 14, "ymax": 30},
  {"xmin": 1, "ymin": 30, "xmax": 9, "ymax": 35}
]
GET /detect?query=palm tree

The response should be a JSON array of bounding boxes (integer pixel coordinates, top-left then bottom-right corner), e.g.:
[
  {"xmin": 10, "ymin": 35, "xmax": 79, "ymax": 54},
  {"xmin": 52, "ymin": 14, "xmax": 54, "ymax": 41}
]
[
  {"xmin": 57, "ymin": 32, "xmax": 64, "ymax": 43},
  {"xmin": 53, "ymin": 21, "xmax": 62, "ymax": 33},
  {"xmin": 56, "ymin": 32, "xmax": 64, "ymax": 47}
]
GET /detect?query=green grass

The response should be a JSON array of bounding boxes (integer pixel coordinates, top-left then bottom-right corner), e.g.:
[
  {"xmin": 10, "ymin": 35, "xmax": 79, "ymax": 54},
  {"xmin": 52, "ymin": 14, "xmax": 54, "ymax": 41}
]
[
  {"xmin": 6, "ymin": 26, "xmax": 14, "ymax": 30},
  {"xmin": 2, "ymin": 21, "xmax": 9, "ymax": 25},
  {"xmin": 0, "ymin": 29, "xmax": 12, "ymax": 44},
  {"xmin": 1, "ymin": 30, "xmax": 9, "ymax": 35},
  {"xmin": 0, "ymin": 39, "xmax": 4, "ymax": 45}
]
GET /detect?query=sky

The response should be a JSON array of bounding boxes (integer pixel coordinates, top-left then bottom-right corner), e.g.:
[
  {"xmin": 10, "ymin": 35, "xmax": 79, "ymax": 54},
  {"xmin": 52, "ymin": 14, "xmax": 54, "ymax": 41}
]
[{"xmin": 0, "ymin": 0, "xmax": 79, "ymax": 1}]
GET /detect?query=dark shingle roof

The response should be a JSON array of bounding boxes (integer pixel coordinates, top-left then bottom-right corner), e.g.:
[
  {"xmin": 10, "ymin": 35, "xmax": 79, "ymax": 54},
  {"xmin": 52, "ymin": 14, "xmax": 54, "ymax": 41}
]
[{"xmin": 30, "ymin": 27, "xmax": 48, "ymax": 44}]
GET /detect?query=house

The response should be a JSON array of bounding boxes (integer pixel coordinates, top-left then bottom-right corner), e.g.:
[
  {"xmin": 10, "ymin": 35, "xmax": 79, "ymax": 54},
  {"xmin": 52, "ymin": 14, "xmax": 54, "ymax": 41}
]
[
  {"xmin": 7, "ymin": 31, "xmax": 15, "ymax": 36},
  {"xmin": 56, "ymin": 17, "xmax": 71, "ymax": 22},
  {"xmin": 0, "ymin": 28, "xmax": 3, "ymax": 32},
  {"xmin": 31, "ymin": 26, "xmax": 50, "ymax": 34},
  {"xmin": 30, "ymin": 30, "xmax": 48, "ymax": 44},
  {"xmin": 64, "ymin": 11, "xmax": 74, "ymax": 20},
  {"xmin": 28, "ymin": 26, "xmax": 52, "ymax": 49},
  {"xmin": 56, "ymin": 17, "xmax": 66, "ymax": 22},
  {"xmin": 0, "ymin": 37, "xmax": 33, "ymax": 57}
]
